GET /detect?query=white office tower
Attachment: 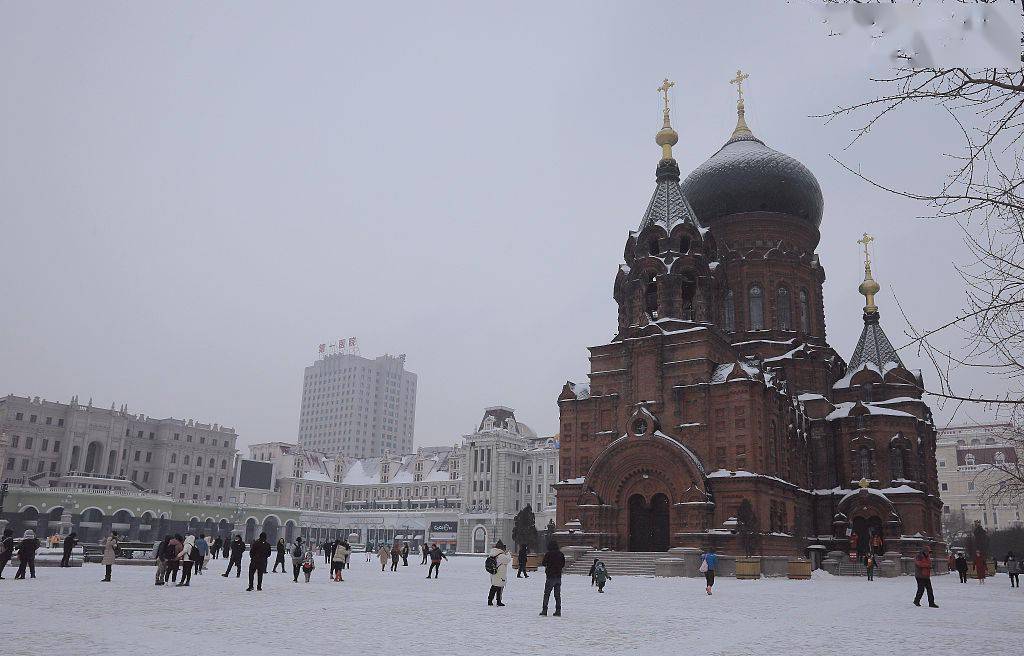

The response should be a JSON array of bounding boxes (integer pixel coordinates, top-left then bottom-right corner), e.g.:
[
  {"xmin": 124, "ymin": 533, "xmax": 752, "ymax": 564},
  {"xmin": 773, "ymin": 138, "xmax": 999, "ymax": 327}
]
[{"xmin": 297, "ymin": 352, "xmax": 417, "ymax": 459}]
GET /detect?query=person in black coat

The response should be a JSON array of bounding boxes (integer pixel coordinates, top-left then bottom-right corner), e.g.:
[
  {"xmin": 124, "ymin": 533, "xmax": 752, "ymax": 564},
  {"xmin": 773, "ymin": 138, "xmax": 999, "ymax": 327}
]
[
  {"xmin": 210, "ymin": 536, "xmax": 222, "ymax": 560},
  {"xmin": 60, "ymin": 532, "xmax": 79, "ymax": 567},
  {"xmin": 14, "ymin": 530, "xmax": 41, "ymax": 579},
  {"xmin": 247, "ymin": 532, "xmax": 272, "ymax": 591},
  {"xmin": 539, "ymin": 541, "xmax": 565, "ymax": 616},
  {"xmin": 955, "ymin": 553, "xmax": 970, "ymax": 583},
  {"xmin": 0, "ymin": 528, "xmax": 14, "ymax": 579},
  {"xmin": 421, "ymin": 543, "xmax": 429, "ymax": 565},
  {"xmin": 272, "ymin": 538, "xmax": 286, "ymax": 573},
  {"xmin": 221, "ymin": 535, "xmax": 246, "ymax": 578},
  {"xmin": 222, "ymin": 537, "xmax": 230, "ymax": 559},
  {"xmin": 517, "ymin": 543, "xmax": 530, "ymax": 578}
]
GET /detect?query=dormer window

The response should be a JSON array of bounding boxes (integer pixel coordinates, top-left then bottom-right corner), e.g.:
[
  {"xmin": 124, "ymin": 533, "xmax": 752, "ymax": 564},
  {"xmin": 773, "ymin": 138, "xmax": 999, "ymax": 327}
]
[{"xmin": 965, "ymin": 453, "xmax": 976, "ymax": 466}]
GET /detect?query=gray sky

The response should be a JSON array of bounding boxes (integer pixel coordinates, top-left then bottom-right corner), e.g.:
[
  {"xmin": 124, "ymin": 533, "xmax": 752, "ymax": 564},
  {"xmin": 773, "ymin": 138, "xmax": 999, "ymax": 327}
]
[{"xmin": 0, "ymin": 2, "xmax": 995, "ymax": 450}]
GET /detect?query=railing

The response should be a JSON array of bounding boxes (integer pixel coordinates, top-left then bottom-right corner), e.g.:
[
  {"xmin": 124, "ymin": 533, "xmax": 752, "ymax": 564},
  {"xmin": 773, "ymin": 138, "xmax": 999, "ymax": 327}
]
[{"xmin": 3, "ymin": 483, "xmax": 171, "ymax": 500}]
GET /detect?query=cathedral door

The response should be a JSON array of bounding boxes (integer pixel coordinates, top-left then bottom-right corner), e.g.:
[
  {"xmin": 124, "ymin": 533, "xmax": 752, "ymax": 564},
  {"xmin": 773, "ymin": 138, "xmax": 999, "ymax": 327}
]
[{"xmin": 627, "ymin": 493, "xmax": 671, "ymax": 552}]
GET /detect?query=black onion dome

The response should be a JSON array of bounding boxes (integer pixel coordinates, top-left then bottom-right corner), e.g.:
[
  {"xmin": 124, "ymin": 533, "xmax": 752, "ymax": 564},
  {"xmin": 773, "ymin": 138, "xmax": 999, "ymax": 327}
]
[{"xmin": 681, "ymin": 131, "xmax": 824, "ymax": 228}]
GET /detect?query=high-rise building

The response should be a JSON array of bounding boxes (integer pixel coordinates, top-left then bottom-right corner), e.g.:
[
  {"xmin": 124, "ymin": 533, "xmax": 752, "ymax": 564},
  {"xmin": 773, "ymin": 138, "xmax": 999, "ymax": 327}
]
[{"xmin": 297, "ymin": 352, "xmax": 417, "ymax": 458}]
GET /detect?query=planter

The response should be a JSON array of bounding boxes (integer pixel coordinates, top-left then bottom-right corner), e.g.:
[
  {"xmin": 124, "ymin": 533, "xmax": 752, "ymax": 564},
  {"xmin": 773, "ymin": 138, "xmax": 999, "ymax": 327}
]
[
  {"xmin": 735, "ymin": 556, "xmax": 761, "ymax": 580},
  {"xmin": 787, "ymin": 558, "xmax": 812, "ymax": 580}
]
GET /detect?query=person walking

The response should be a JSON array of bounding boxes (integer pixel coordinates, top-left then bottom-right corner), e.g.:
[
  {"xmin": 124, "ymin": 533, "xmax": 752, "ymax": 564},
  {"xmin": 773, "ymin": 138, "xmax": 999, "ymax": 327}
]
[
  {"xmin": 247, "ymin": 532, "xmax": 272, "ymax": 591},
  {"xmin": 302, "ymin": 548, "xmax": 316, "ymax": 582},
  {"xmin": 100, "ymin": 531, "xmax": 119, "ymax": 582},
  {"xmin": 1006, "ymin": 551, "xmax": 1020, "ymax": 588},
  {"xmin": 700, "ymin": 548, "xmax": 717, "ymax": 595},
  {"xmin": 390, "ymin": 542, "xmax": 400, "ymax": 572},
  {"xmin": 486, "ymin": 540, "xmax": 511, "ymax": 607},
  {"xmin": 332, "ymin": 539, "xmax": 349, "ymax": 582},
  {"xmin": 0, "ymin": 528, "xmax": 14, "ymax": 579},
  {"xmin": 60, "ymin": 532, "xmax": 79, "ymax": 567},
  {"xmin": 401, "ymin": 542, "xmax": 410, "ymax": 566},
  {"xmin": 154, "ymin": 535, "xmax": 172, "ymax": 585},
  {"xmin": 539, "ymin": 540, "xmax": 565, "ymax": 616},
  {"xmin": 427, "ymin": 543, "xmax": 447, "ymax": 579},
  {"xmin": 913, "ymin": 547, "xmax": 938, "ymax": 608},
  {"xmin": 291, "ymin": 537, "xmax": 306, "ymax": 582},
  {"xmin": 210, "ymin": 536, "xmax": 222, "ymax": 560},
  {"xmin": 517, "ymin": 543, "xmax": 530, "ymax": 579},
  {"xmin": 955, "ymin": 553, "xmax": 969, "ymax": 583},
  {"xmin": 177, "ymin": 533, "xmax": 196, "ymax": 587},
  {"xmin": 166, "ymin": 534, "xmax": 182, "ymax": 583},
  {"xmin": 946, "ymin": 552, "xmax": 956, "ymax": 574},
  {"xmin": 13, "ymin": 529, "xmax": 41, "ymax": 580},
  {"xmin": 593, "ymin": 559, "xmax": 611, "ymax": 593},
  {"xmin": 421, "ymin": 543, "xmax": 429, "ymax": 565},
  {"xmin": 195, "ymin": 534, "xmax": 209, "ymax": 575},
  {"xmin": 865, "ymin": 553, "xmax": 876, "ymax": 581},
  {"xmin": 273, "ymin": 538, "xmax": 287, "ymax": 573},
  {"xmin": 974, "ymin": 550, "xmax": 988, "ymax": 584},
  {"xmin": 222, "ymin": 538, "xmax": 230, "ymax": 559},
  {"xmin": 343, "ymin": 540, "xmax": 352, "ymax": 569},
  {"xmin": 222, "ymin": 535, "xmax": 245, "ymax": 578},
  {"xmin": 587, "ymin": 558, "xmax": 599, "ymax": 586}
]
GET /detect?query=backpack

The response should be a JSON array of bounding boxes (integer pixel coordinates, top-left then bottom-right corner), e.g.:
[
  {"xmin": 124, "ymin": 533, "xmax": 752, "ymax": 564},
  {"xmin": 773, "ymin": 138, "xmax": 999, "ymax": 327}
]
[
  {"xmin": 485, "ymin": 555, "xmax": 498, "ymax": 575},
  {"xmin": 293, "ymin": 544, "xmax": 303, "ymax": 558},
  {"xmin": 189, "ymin": 546, "xmax": 201, "ymax": 562}
]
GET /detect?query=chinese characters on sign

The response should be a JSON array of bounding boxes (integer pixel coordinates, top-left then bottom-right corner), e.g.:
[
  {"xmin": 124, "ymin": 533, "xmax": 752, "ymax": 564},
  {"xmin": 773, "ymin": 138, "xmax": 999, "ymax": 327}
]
[{"xmin": 317, "ymin": 337, "xmax": 359, "ymax": 358}]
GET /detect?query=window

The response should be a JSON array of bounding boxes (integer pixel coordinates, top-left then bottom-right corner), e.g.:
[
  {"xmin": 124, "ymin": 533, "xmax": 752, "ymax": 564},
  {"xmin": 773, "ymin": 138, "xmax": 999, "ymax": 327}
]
[
  {"xmin": 184, "ymin": 455, "xmax": 190, "ymax": 465},
  {"xmin": 15, "ymin": 412, "xmax": 23, "ymax": 420},
  {"xmin": 36, "ymin": 461, "xmax": 44, "ymax": 473},
  {"xmin": 994, "ymin": 451, "xmax": 1006, "ymax": 465},
  {"xmin": 29, "ymin": 414, "xmax": 37, "ymax": 423},
  {"xmin": 200, "ymin": 436, "xmax": 206, "ymax": 444},
  {"xmin": 57, "ymin": 418, "xmax": 64, "ymax": 427},
  {"xmin": 41, "ymin": 439, "xmax": 48, "ymax": 451},
  {"xmin": 968, "ymin": 482, "xmax": 975, "ymax": 491},
  {"xmin": 197, "ymin": 457, "xmax": 203, "ymax": 468},
  {"xmin": 45, "ymin": 416, "xmax": 52, "ymax": 425},
  {"xmin": 777, "ymin": 287, "xmax": 791, "ymax": 330},
  {"xmin": 131, "ymin": 470, "xmax": 138, "ymax": 481},
  {"xmin": 25, "ymin": 437, "xmax": 33, "ymax": 449},
  {"xmin": 143, "ymin": 471, "xmax": 150, "ymax": 483},
  {"xmin": 194, "ymin": 475, "xmax": 200, "ymax": 485},
  {"xmin": 858, "ymin": 447, "xmax": 872, "ymax": 479},
  {"xmin": 748, "ymin": 284, "xmax": 764, "ymax": 330},
  {"xmin": 171, "ymin": 453, "xmax": 177, "ymax": 464},
  {"xmin": 181, "ymin": 474, "xmax": 187, "ymax": 484},
  {"xmin": 134, "ymin": 450, "xmax": 141, "ymax": 462},
  {"xmin": 939, "ymin": 460, "xmax": 946, "ymax": 468},
  {"xmin": 145, "ymin": 452, "xmax": 152, "ymax": 463},
  {"xmin": 207, "ymin": 476, "xmax": 213, "ymax": 486},
  {"xmin": 219, "ymin": 478, "xmax": 225, "ymax": 488},
  {"xmin": 941, "ymin": 483, "xmax": 948, "ymax": 491},
  {"xmin": 5, "ymin": 458, "xmax": 13, "ymax": 471},
  {"xmin": 21, "ymin": 459, "xmax": 29, "ymax": 471},
  {"xmin": 723, "ymin": 290, "xmax": 736, "ymax": 332},
  {"xmin": 174, "ymin": 433, "xmax": 180, "ymax": 441},
  {"xmin": 221, "ymin": 459, "xmax": 227, "ymax": 469},
  {"xmin": 965, "ymin": 453, "xmax": 976, "ymax": 466},
  {"xmin": 11, "ymin": 436, "xmax": 18, "ymax": 448},
  {"xmin": 186, "ymin": 435, "xmax": 193, "ymax": 443},
  {"xmin": 53, "ymin": 440, "xmax": 60, "ymax": 452},
  {"xmin": 890, "ymin": 447, "xmax": 904, "ymax": 479}
]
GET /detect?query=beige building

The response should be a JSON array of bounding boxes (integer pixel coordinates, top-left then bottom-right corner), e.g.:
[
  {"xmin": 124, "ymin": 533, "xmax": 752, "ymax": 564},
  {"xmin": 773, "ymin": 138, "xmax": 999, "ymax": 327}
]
[
  {"xmin": 936, "ymin": 423, "xmax": 1023, "ymax": 533},
  {"xmin": 0, "ymin": 394, "xmax": 239, "ymax": 502}
]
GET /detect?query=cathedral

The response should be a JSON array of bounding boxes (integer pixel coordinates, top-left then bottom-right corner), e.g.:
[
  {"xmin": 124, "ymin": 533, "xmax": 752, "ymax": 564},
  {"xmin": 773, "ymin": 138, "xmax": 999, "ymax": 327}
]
[{"xmin": 553, "ymin": 75, "xmax": 944, "ymax": 558}]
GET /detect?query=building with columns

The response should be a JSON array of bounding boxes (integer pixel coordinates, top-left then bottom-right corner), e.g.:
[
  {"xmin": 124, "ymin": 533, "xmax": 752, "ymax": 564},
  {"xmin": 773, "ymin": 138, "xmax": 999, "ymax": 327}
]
[
  {"xmin": 936, "ymin": 423, "xmax": 1023, "ymax": 533},
  {"xmin": 553, "ymin": 76, "xmax": 942, "ymax": 558},
  {"xmin": 0, "ymin": 394, "xmax": 239, "ymax": 503}
]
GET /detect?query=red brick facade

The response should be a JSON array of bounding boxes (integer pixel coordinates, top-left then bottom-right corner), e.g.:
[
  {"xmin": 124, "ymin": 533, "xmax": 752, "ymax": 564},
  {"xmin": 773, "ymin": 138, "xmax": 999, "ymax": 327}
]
[{"xmin": 554, "ymin": 135, "xmax": 943, "ymax": 557}]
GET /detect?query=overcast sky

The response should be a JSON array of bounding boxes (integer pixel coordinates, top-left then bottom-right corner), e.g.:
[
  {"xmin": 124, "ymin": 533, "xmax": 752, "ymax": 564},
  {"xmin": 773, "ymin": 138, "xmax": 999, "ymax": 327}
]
[{"xmin": 0, "ymin": 2, "xmax": 1002, "ymax": 450}]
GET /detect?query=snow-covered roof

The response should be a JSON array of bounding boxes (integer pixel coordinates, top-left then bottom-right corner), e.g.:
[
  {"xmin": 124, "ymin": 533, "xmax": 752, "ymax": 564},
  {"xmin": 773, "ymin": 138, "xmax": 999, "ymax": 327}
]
[
  {"xmin": 301, "ymin": 471, "xmax": 333, "ymax": 483},
  {"xmin": 825, "ymin": 401, "xmax": 918, "ymax": 421}
]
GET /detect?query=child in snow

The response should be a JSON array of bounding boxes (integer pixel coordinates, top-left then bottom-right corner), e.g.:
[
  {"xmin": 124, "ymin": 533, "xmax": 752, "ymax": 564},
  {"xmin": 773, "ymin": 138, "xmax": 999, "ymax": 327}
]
[
  {"xmin": 593, "ymin": 560, "xmax": 611, "ymax": 593},
  {"xmin": 301, "ymin": 550, "xmax": 315, "ymax": 582}
]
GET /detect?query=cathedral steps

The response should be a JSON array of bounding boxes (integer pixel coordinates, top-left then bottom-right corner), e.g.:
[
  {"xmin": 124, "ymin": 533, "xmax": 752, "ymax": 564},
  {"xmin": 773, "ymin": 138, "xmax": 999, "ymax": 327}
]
[{"xmin": 564, "ymin": 550, "xmax": 666, "ymax": 577}]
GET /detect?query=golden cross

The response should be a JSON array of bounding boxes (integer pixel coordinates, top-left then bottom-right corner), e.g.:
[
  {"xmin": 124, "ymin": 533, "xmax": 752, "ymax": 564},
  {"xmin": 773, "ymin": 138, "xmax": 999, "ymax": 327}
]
[
  {"xmin": 857, "ymin": 232, "xmax": 875, "ymax": 264},
  {"xmin": 657, "ymin": 78, "xmax": 674, "ymax": 114},
  {"xmin": 730, "ymin": 69, "xmax": 749, "ymax": 102}
]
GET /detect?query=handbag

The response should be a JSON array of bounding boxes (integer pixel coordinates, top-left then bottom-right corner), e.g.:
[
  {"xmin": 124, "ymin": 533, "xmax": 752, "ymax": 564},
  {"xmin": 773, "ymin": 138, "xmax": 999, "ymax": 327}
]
[{"xmin": 698, "ymin": 558, "xmax": 709, "ymax": 573}]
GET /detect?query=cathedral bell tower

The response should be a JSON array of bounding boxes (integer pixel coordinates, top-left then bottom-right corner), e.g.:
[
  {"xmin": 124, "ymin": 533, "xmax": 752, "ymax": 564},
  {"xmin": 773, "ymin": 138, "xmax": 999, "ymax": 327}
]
[{"xmin": 614, "ymin": 79, "xmax": 714, "ymax": 338}]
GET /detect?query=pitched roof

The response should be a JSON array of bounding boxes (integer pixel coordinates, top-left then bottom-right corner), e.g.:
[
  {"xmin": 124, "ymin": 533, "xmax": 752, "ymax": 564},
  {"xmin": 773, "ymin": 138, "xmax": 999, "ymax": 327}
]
[
  {"xmin": 638, "ymin": 159, "xmax": 701, "ymax": 233},
  {"xmin": 848, "ymin": 311, "xmax": 904, "ymax": 371}
]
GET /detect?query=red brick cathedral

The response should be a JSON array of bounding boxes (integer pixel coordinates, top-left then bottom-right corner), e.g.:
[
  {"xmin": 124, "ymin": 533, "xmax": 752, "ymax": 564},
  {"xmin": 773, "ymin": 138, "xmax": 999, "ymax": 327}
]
[{"xmin": 554, "ymin": 78, "xmax": 944, "ymax": 557}]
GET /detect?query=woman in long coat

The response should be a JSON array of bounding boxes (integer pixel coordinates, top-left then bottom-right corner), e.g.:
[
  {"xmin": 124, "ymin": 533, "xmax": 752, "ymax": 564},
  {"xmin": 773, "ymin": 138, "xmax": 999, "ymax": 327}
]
[
  {"xmin": 378, "ymin": 544, "xmax": 390, "ymax": 571},
  {"xmin": 100, "ymin": 531, "xmax": 119, "ymax": 582}
]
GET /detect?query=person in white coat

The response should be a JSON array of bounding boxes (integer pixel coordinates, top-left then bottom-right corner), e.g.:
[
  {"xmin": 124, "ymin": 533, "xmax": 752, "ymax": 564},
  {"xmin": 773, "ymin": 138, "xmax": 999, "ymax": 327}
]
[
  {"xmin": 331, "ymin": 540, "xmax": 349, "ymax": 582},
  {"xmin": 177, "ymin": 533, "xmax": 197, "ymax": 587},
  {"xmin": 487, "ymin": 540, "xmax": 512, "ymax": 606}
]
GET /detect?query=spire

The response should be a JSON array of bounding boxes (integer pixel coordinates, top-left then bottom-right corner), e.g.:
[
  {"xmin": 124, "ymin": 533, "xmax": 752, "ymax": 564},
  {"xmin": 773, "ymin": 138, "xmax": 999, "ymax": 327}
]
[
  {"xmin": 729, "ymin": 69, "xmax": 755, "ymax": 141},
  {"xmin": 847, "ymin": 234, "xmax": 905, "ymax": 370},
  {"xmin": 655, "ymin": 78, "xmax": 679, "ymax": 161}
]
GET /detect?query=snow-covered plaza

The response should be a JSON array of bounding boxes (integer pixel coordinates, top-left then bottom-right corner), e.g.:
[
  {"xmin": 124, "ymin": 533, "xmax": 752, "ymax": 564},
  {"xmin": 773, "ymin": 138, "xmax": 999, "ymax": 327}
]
[{"xmin": 2, "ymin": 556, "xmax": 1021, "ymax": 655}]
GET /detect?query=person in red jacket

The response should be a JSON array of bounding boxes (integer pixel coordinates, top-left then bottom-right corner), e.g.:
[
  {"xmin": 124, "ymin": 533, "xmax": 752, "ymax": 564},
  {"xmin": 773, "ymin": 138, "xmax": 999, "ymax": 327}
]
[
  {"xmin": 974, "ymin": 550, "xmax": 988, "ymax": 584},
  {"xmin": 913, "ymin": 547, "xmax": 938, "ymax": 608}
]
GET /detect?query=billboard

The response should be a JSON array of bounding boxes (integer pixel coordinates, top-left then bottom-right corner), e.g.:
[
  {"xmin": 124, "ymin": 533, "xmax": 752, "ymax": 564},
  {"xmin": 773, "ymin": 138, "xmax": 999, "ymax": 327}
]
[
  {"xmin": 429, "ymin": 521, "xmax": 457, "ymax": 537},
  {"xmin": 237, "ymin": 459, "xmax": 274, "ymax": 490}
]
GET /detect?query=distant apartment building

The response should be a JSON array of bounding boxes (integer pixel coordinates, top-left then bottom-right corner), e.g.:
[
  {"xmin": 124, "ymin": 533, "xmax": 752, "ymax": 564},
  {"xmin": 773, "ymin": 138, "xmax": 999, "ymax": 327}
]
[
  {"xmin": 297, "ymin": 352, "xmax": 417, "ymax": 459},
  {"xmin": 0, "ymin": 394, "xmax": 239, "ymax": 502},
  {"xmin": 937, "ymin": 423, "xmax": 1023, "ymax": 532}
]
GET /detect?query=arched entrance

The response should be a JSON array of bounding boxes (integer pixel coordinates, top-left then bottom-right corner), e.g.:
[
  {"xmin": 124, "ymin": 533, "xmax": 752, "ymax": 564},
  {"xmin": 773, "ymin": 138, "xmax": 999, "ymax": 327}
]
[
  {"xmin": 84, "ymin": 441, "xmax": 103, "ymax": 473},
  {"xmin": 472, "ymin": 526, "xmax": 487, "ymax": 553},
  {"xmin": 628, "ymin": 493, "xmax": 670, "ymax": 552},
  {"xmin": 244, "ymin": 518, "xmax": 258, "ymax": 542},
  {"xmin": 262, "ymin": 516, "xmax": 280, "ymax": 543}
]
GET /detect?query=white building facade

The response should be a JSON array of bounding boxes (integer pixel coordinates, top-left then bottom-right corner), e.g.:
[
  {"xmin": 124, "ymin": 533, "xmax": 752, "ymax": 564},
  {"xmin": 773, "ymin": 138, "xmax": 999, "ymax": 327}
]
[
  {"xmin": 937, "ymin": 423, "xmax": 1023, "ymax": 533},
  {"xmin": 0, "ymin": 394, "xmax": 239, "ymax": 502},
  {"xmin": 297, "ymin": 352, "xmax": 417, "ymax": 459}
]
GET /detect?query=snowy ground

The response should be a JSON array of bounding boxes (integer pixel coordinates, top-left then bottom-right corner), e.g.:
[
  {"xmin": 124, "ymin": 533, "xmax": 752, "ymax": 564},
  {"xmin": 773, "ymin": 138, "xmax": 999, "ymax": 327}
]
[{"xmin": 1, "ymin": 555, "xmax": 1021, "ymax": 655}]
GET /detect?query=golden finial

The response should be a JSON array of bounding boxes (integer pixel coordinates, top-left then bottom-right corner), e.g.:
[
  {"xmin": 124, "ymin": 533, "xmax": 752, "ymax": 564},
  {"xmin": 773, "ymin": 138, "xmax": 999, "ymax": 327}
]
[
  {"xmin": 655, "ymin": 78, "xmax": 678, "ymax": 160},
  {"xmin": 858, "ymin": 477, "xmax": 870, "ymax": 489},
  {"xmin": 729, "ymin": 69, "xmax": 753, "ymax": 140},
  {"xmin": 857, "ymin": 232, "xmax": 880, "ymax": 313}
]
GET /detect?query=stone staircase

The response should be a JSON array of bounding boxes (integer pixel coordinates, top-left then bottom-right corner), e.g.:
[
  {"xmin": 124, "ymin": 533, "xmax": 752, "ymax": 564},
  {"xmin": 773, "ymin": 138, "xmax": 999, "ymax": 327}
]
[{"xmin": 564, "ymin": 550, "xmax": 666, "ymax": 577}]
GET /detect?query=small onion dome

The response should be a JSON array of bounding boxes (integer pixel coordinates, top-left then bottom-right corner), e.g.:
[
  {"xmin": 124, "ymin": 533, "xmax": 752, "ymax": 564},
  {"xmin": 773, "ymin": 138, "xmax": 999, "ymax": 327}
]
[
  {"xmin": 858, "ymin": 276, "xmax": 880, "ymax": 298},
  {"xmin": 655, "ymin": 125, "xmax": 679, "ymax": 149}
]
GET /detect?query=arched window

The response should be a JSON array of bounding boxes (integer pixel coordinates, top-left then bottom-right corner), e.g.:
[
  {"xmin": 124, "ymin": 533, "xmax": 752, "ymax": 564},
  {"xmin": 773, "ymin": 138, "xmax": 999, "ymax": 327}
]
[
  {"xmin": 723, "ymin": 290, "xmax": 736, "ymax": 332},
  {"xmin": 890, "ymin": 446, "xmax": 904, "ymax": 479},
  {"xmin": 645, "ymin": 273, "xmax": 658, "ymax": 316},
  {"xmin": 965, "ymin": 453, "xmax": 976, "ymax": 466},
  {"xmin": 994, "ymin": 451, "xmax": 1006, "ymax": 465},
  {"xmin": 648, "ymin": 238, "xmax": 659, "ymax": 256},
  {"xmin": 799, "ymin": 289, "xmax": 810, "ymax": 332},
  {"xmin": 84, "ymin": 442, "xmax": 102, "ymax": 473},
  {"xmin": 197, "ymin": 457, "xmax": 203, "ymax": 468},
  {"xmin": 777, "ymin": 286, "xmax": 792, "ymax": 330},
  {"xmin": 858, "ymin": 447, "xmax": 872, "ymax": 479},
  {"xmin": 221, "ymin": 459, "xmax": 227, "ymax": 469},
  {"xmin": 748, "ymin": 284, "xmax": 764, "ymax": 330}
]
